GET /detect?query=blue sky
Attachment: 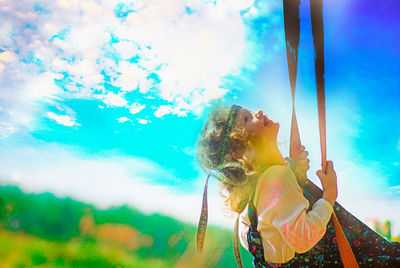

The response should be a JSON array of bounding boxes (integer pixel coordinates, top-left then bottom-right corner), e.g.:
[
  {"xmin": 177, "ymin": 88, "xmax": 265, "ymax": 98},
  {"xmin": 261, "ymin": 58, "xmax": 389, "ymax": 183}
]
[{"xmin": 0, "ymin": 0, "xmax": 399, "ymax": 233}]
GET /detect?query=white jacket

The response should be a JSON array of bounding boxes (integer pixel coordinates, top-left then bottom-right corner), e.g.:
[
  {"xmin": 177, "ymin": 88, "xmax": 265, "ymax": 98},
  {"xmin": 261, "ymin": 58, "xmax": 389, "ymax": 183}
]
[{"xmin": 239, "ymin": 165, "xmax": 333, "ymax": 263}]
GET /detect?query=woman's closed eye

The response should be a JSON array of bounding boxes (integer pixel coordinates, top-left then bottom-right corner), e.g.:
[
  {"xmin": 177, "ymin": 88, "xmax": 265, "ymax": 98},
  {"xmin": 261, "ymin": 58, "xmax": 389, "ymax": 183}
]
[{"xmin": 244, "ymin": 113, "xmax": 253, "ymax": 123}]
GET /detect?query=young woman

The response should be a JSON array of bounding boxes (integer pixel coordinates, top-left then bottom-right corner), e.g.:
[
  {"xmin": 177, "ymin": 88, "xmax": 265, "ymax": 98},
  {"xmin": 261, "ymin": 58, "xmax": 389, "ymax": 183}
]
[{"xmin": 196, "ymin": 104, "xmax": 400, "ymax": 267}]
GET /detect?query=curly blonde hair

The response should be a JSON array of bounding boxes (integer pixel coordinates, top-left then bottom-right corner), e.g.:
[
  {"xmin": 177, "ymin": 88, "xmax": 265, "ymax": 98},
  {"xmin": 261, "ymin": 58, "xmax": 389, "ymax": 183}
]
[{"xmin": 196, "ymin": 105, "xmax": 258, "ymax": 213}]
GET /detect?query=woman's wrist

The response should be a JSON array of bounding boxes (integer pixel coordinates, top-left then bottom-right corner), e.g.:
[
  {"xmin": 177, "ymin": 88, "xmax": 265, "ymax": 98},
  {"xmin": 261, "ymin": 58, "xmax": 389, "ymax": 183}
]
[{"xmin": 322, "ymin": 190, "xmax": 337, "ymax": 206}]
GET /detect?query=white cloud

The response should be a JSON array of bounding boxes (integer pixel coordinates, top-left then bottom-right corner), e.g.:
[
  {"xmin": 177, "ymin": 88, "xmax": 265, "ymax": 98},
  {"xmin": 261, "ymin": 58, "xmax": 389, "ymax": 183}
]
[
  {"xmin": 114, "ymin": 40, "xmax": 139, "ymax": 60},
  {"xmin": 113, "ymin": 61, "xmax": 149, "ymax": 92},
  {"xmin": 0, "ymin": 0, "xmax": 118, "ymax": 136},
  {"xmin": 154, "ymin": 105, "xmax": 173, "ymax": 118},
  {"xmin": 129, "ymin": 102, "xmax": 145, "ymax": 114},
  {"xmin": 0, "ymin": 70, "xmax": 61, "ymax": 136},
  {"xmin": 0, "ymin": 51, "xmax": 18, "ymax": 62},
  {"xmin": 134, "ymin": 1, "xmax": 251, "ymax": 115},
  {"xmin": 117, "ymin": 117, "xmax": 131, "ymax": 123},
  {"xmin": 137, "ymin": 118, "xmax": 149, "ymax": 124},
  {"xmin": 47, "ymin": 112, "xmax": 79, "ymax": 127},
  {"xmin": 101, "ymin": 92, "xmax": 128, "ymax": 107},
  {"xmin": 1, "ymin": 0, "xmax": 273, "ymax": 136}
]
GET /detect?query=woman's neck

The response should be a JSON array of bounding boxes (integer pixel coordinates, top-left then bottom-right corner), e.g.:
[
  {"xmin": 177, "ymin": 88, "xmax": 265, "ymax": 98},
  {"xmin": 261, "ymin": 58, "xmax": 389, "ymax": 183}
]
[{"xmin": 252, "ymin": 140, "xmax": 286, "ymax": 171}]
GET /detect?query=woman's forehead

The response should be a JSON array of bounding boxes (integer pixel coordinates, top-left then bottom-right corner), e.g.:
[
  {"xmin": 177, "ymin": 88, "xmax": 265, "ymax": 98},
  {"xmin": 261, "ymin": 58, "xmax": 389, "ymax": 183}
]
[{"xmin": 238, "ymin": 108, "xmax": 252, "ymax": 117}]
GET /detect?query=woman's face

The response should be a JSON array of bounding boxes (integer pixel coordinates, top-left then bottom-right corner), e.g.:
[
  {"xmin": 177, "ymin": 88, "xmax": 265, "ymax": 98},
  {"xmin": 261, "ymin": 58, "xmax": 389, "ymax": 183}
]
[{"xmin": 235, "ymin": 108, "xmax": 280, "ymax": 144}]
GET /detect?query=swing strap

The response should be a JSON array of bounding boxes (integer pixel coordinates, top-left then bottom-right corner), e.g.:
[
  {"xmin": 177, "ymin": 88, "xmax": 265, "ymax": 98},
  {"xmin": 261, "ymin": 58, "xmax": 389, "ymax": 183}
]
[
  {"xmin": 283, "ymin": 0, "xmax": 359, "ymax": 267},
  {"xmin": 310, "ymin": 1, "xmax": 359, "ymax": 266},
  {"xmin": 283, "ymin": 0, "xmax": 302, "ymax": 158}
]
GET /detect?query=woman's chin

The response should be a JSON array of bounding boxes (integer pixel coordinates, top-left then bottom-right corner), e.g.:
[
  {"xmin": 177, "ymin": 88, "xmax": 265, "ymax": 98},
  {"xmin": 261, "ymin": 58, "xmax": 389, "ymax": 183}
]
[
  {"xmin": 273, "ymin": 121, "xmax": 280, "ymax": 132},
  {"xmin": 272, "ymin": 122, "xmax": 280, "ymax": 138}
]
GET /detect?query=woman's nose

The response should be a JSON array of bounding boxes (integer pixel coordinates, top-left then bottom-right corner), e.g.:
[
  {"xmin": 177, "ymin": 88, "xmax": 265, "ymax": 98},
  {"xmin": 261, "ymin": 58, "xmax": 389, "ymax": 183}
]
[{"xmin": 256, "ymin": 110, "xmax": 263, "ymax": 119}]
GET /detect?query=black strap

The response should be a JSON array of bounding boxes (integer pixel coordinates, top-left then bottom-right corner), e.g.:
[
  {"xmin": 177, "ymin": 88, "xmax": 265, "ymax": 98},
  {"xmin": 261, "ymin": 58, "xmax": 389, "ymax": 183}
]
[
  {"xmin": 283, "ymin": 0, "xmax": 302, "ymax": 159},
  {"xmin": 246, "ymin": 193, "xmax": 266, "ymax": 263},
  {"xmin": 310, "ymin": 0, "xmax": 327, "ymax": 171}
]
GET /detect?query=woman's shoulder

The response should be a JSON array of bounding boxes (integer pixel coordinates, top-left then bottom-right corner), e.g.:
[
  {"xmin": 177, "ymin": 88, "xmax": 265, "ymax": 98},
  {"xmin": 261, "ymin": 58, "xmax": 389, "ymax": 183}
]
[
  {"xmin": 261, "ymin": 164, "xmax": 296, "ymax": 179},
  {"xmin": 257, "ymin": 164, "xmax": 297, "ymax": 189}
]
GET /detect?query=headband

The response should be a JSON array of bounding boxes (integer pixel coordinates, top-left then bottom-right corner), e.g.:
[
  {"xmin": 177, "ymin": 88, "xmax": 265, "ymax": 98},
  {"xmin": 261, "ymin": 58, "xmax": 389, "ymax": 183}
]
[
  {"xmin": 216, "ymin": 104, "xmax": 241, "ymax": 164},
  {"xmin": 196, "ymin": 104, "xmax": 248, "ymax": 268}
]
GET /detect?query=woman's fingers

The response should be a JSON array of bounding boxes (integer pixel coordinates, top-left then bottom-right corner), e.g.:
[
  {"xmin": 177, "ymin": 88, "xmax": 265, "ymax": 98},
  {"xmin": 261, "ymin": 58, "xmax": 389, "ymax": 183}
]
[
  {"xmin": 327, "ymin": 160, "xmax": 334, "ymax": 170},
  {"xmin": 293, "ymin": 145, "xmax": 306, "ymax": 157},
  {"xmin": 297, "ymin": 151, "xmax": 309, "ymax": 159},
  {"xmin": 317, "ymin": 161, "xmax": 337, "ymax": 183},
  {"xmin": 325, "ymin": 160, "xmax": 336, "ymax": 175},
  {"xmin": 292, "ymin": 145, "xmax": 311, "ymax": 179},
  {"xmin": 297, "ymin": 159, "xmax": 310, "ymax": 165},
  {"xmin": 319, "ymin": 161, "xmax": 338, "ymax": 203},
  {"xmin": 295, "ymin": 150, "xmax": 308, "ymax": 157}
]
